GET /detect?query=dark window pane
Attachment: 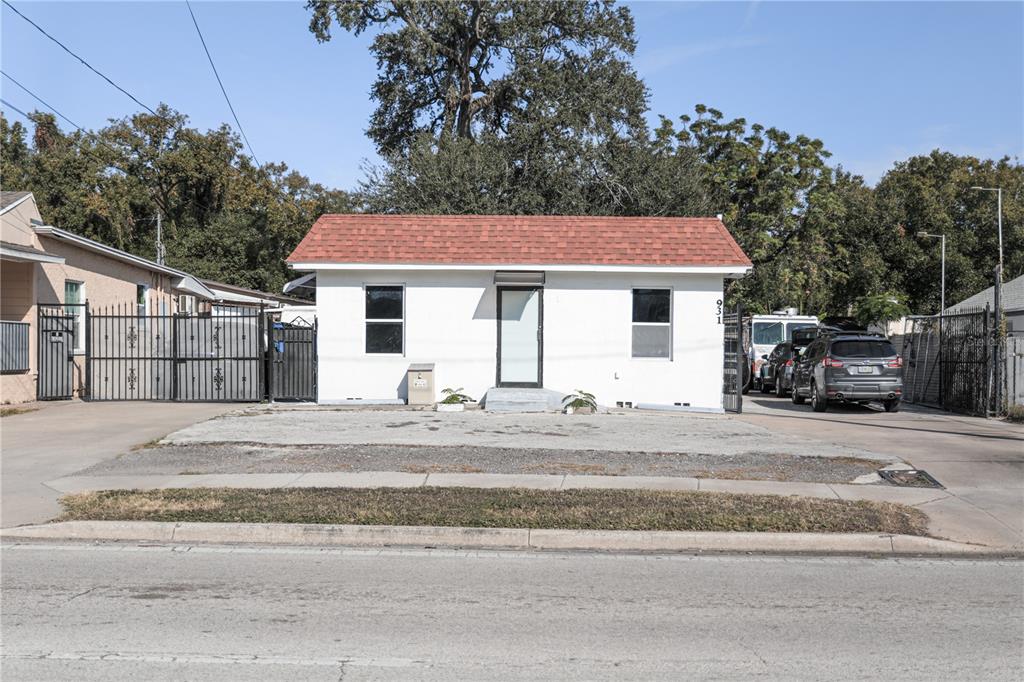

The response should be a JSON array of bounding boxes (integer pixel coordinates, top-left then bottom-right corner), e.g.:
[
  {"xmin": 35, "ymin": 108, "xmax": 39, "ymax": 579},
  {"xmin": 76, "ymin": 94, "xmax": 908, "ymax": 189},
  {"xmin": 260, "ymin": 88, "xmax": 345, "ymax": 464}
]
[
  {"xmin": 632, "ymin": 289, "xmax": 670, "ymax": 323},
  {"xmin": 366, "ymin": 322, "xmax": 403, "ymax": 354},
  {"xmin": 830, "ymin": 340, "xmax": 896, "ymax": 358},
  {"xmin": 366, "ymin": 286, "xmax": 403, "ymax": 320},
  {"xmin": 632, "ymin": 325, "xmax": 671, "ymax": 358}
]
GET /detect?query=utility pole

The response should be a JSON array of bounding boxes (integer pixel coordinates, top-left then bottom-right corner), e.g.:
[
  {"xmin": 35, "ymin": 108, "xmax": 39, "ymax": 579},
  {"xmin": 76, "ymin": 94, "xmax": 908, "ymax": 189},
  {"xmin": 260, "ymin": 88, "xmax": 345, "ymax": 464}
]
[{"xmin": 155, "ymin": 210, "xmax": 166, "ymax": 266}]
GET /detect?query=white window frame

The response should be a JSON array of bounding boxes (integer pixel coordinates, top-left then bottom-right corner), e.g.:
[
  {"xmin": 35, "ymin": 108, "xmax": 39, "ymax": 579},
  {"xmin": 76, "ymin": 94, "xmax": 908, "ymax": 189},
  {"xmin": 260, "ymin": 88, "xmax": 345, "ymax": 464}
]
[
  {"xmin": 630, "ymin": 287, "xmax": 673, "ymax": 360},
  {"xmin": 364, "ymin": 284, "xmax": 405, "ymax": 355},
  {"xmin": 64, "ymin": 279, "xmax": 86, "ymax": 354}
]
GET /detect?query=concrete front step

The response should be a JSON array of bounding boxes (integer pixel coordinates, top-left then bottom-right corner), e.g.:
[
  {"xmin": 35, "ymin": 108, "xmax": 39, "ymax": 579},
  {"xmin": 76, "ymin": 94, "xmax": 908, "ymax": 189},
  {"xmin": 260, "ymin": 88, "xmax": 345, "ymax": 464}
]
[{"xmin": 481, "ymin": 387, "xmax": 565, "ymax": 413}]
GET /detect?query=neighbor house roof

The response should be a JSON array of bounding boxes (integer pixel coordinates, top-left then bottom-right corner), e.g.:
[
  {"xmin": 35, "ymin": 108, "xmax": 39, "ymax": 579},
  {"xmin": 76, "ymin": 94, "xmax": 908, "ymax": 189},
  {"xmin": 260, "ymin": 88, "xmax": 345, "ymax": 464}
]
[
  {"xmin": 201, "ymin": 278, "xmax": 311, "ymax": 307},
  {"xmin": 287, "ymin": 215, "xmax": 752, "ymax": 271},
  {"xmin": 0, "ymin": 240, "xmax": 65, "ymax": 264},
  {"xmin": 946, "ymin": 273, "xmax": 1024, "ymax": 314},
  {"xmin": 0, "ymin": 191, "xmax": 33, "ymax": 213},
  {"xmin": 33, "ymin": 225, "xmax": 216, "ymax": 299}
]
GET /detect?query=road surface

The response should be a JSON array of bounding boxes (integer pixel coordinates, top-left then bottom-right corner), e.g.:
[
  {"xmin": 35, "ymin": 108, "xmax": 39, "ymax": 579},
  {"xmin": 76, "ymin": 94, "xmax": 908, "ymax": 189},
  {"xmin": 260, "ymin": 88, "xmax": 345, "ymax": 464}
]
[{"xmin": 2, "ymin": 543, "xmax": 1021, "ymax": 680}]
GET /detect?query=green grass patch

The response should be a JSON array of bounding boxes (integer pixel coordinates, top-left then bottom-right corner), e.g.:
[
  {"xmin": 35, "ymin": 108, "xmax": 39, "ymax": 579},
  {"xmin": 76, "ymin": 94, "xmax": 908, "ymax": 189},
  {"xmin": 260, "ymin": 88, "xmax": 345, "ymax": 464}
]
[{"xmin": 59, "ymin": 487, "xmax": 929, "ymax": 535}]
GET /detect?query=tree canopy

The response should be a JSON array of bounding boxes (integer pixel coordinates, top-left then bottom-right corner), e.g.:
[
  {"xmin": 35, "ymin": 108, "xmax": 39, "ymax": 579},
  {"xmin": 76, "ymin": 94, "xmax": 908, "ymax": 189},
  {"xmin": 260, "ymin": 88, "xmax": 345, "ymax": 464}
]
[
  {"xmin": 1, "ymin": 109, "xmax": 351, "ymax": 293},
  {"xmin": 306, "ymin": 0, "xmax": 647, "ymax": 154},
  {"xmin": 2, "ymin": 0, "xmax": 1019, "ymax": 314}
]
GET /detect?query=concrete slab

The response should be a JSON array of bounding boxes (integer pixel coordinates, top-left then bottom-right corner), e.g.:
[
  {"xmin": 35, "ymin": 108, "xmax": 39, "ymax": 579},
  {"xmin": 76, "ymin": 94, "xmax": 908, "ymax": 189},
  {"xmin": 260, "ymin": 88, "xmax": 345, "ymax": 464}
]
[
  {"xmin": 159, "ymin": 474, "xmax": 303, "ymax": 489},
  {"xmin": 165, "ymin": 407, "xmax": 896, "ymax": 461},
  {"xmin": 916, "ymin": 496, "xmax": 1024, "ymax": 549},
  {"xmin": 290, "ymin": 472, "xmax": 427, "ymax": 488},
  {"xmin": 46, "ymin": 475, "xmax": 183, "ymax": 494},
  {"xmin": 696, "ymin": 478, "xmax": 840, "ymax": 499},
  {"xmin": 562, "ymin": 475, "xmax": 699, "ymax": 491},
  {"xmin": 2, "ymin": 400, "xmax": 240, "ymax": 527},
  {"xmin": 425, "ymin": 473, "xmax": 565, "ymax": 489}
]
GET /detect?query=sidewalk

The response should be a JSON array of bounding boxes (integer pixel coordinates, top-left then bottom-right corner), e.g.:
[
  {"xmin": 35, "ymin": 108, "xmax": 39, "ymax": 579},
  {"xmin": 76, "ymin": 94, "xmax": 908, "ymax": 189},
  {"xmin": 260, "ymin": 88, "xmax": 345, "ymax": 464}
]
[{"xmin": 44, "ymin": 469, "xmax": 1019, "ymax": 550}]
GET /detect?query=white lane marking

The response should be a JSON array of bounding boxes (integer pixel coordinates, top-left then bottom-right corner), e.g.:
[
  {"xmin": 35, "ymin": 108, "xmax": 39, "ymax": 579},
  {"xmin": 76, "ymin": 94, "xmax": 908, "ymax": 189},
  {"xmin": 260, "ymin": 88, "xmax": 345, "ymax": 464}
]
[{"xmin": 3, "ymin": 651, "xmax": 421, "ymax": 668}]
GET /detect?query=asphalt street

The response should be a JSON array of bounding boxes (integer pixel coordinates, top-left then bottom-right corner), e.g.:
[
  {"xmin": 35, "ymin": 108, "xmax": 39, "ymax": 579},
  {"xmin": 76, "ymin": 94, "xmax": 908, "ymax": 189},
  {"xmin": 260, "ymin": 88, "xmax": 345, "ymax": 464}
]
[{"xmin": 2, "ymin": 543, "xmax": 1021, "ymax": 680}]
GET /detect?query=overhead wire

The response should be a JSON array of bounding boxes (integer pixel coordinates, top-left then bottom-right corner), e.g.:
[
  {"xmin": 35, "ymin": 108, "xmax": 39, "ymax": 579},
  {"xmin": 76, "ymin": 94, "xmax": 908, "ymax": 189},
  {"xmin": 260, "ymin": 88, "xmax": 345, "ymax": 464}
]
[{"xmin": 185, "ymin": 0, "xmax": 260, "ymax": 166}]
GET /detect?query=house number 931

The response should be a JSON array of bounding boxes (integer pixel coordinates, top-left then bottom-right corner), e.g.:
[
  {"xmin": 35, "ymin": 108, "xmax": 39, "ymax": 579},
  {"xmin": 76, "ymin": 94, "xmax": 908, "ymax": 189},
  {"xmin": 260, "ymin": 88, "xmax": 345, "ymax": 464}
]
[{"xmin": 716, "ymin": 299, "xmax": 723, "ymax": 324}]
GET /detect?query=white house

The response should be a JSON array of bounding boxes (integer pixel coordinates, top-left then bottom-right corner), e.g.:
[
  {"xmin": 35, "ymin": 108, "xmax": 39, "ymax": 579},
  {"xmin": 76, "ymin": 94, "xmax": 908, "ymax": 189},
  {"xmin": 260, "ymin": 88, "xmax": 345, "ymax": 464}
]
[{"xmin": 287, "ymin": 215, "xmax": 752, "ymax": 411}]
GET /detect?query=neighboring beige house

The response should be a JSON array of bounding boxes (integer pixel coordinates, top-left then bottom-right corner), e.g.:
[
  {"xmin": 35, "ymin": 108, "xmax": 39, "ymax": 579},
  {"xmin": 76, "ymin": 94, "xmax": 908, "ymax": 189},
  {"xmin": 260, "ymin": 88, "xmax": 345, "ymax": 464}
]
[{"xmin": 0, "ymin": 191, "xmax": 215, "ymax": 403}]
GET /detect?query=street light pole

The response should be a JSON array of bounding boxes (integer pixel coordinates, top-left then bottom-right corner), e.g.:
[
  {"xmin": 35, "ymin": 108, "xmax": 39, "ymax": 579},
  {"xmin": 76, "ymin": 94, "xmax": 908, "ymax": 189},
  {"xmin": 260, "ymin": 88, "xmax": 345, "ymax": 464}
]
[{"xmin": 917, "ymin": 232, "xmax": 946, "ymax": 313}]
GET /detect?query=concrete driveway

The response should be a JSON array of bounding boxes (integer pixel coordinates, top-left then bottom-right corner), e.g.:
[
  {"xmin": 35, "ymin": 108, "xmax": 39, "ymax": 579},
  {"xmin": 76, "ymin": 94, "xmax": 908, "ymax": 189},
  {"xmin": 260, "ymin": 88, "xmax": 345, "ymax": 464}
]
[
  {"xmin": 740, "ymin": 396, "xmax": 1024, "ymax": 548},
  {"xmin": 1, "ymin": 401, "xmax": 240, "ymax": 527}
]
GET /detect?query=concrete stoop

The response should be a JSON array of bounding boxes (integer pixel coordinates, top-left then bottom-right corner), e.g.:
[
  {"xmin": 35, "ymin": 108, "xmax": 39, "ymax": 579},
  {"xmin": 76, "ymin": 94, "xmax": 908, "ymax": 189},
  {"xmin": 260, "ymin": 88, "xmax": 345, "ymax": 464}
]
[
  {"xmin": 481, "ymin": 387, "xmax": 565, "ymax": 413},
  {"xmin": 2, "ymin": 521, "xmax": 1013, "ymax": 556}
]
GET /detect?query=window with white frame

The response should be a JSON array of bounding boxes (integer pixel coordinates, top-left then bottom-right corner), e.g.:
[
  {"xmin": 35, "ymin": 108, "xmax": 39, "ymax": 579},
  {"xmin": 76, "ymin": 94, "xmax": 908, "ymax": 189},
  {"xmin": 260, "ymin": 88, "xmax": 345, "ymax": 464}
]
[
  {"xmin": 365, "ymin": 285, "xmax": 404, "ymax": 354},
  {"xmin": 631, "ymin": 288, "xmax": 671, "ymax": 358},
  {"xmin": 64, "ymin": 280, "xmax": 85, "ymax": 353}
]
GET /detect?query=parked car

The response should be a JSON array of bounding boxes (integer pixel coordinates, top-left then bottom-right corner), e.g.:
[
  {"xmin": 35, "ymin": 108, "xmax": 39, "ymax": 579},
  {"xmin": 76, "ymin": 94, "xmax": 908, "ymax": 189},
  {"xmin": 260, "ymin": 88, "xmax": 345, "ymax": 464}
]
[
  {"xmin": 743, "ymin": 311, "xmax": 819, "ymax": 393},
  {"xmin": 790, "ymin": 331, "xmax": 903, "ymax": 412},
  {"xmin": 765, "ymin": 337, "xmax": 811, "ymax": 395}
]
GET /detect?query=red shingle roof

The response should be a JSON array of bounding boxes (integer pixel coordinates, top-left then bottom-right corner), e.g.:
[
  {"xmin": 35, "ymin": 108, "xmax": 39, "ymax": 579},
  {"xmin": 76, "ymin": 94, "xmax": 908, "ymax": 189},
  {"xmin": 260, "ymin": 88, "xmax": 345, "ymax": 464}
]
[{"xmin": 287, "ymin": 215, "xmax": 752, "ymax": 268}]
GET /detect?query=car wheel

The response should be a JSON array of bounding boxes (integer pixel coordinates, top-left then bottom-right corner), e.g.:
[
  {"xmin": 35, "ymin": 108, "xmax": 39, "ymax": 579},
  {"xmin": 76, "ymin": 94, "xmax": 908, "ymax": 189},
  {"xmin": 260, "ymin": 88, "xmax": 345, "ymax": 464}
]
[
  {"xmin": 775, "ymin": 378, "xmax": 786, "ymax": 398},
  {"xmin": 791, "ymin": 383, "xmax": 805, "ymax": 404},
  {"xmin": 760, "ymin": 373, "xmax": 771, "ymax": 394},
  {"xmin": 883, "ymin": 399, "xmax": 900, "ymax": 413},
  {"xmin": 811, "ymin": 381, "xmax": 827, "ymax": 412}
]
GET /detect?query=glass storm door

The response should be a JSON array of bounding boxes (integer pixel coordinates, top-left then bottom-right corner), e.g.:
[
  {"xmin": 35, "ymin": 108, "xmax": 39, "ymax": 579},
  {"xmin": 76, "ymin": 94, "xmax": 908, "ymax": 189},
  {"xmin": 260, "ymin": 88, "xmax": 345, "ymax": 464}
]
[{"xmin": 497, "ymin": 287, "xmax": 542, "ymax": 387}]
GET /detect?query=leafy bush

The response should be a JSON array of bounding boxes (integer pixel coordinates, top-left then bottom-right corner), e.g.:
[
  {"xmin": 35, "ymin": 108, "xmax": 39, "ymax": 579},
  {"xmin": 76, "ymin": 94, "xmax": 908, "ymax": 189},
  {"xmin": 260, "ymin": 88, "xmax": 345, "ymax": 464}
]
[
  {"xmin": 562, "ymin": 389, "xmax": 598, "ymax": 412},
  {"xmin": 1006, "ymin": 405, "xmax": 1024, "ymax": 424},
  {"xmin": 439, "ymin": 387, "xmax": 474, "ymax": 405}
]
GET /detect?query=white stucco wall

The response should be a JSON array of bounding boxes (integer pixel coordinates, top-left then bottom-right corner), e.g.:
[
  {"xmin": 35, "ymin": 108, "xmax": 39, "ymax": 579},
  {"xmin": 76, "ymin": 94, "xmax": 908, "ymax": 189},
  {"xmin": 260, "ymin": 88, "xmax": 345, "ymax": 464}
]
[{"xmin": 315, "ymin": 269, "xmax": 727, "ymax": 410}]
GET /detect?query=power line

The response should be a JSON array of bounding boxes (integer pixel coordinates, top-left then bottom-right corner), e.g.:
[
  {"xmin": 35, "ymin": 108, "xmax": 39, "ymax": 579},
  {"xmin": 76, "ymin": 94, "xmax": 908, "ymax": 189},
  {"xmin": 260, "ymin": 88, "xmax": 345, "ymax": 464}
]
[
  {"xmin": 2, "ymin": 0, "xmax": 163, "ymax": 119},
  {"xmin": 0, "ymin": 97, "xmax": 33, "ymax": 121},
  {"xmin": 2, "ymin": 70, "xmax": 86, "ymax": 132},
  {"xmin": 185, "ymin": 0, "xmax": 260, "ymax": 166}
]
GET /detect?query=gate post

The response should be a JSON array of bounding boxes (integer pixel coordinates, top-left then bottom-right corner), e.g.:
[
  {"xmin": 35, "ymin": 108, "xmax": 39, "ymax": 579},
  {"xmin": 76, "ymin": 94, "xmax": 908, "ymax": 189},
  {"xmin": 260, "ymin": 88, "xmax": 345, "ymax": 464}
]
[
  {"xmin": 171, "ymin": 312, "xmax": 179, "ymax": 402},
  {"xmin": 735, "ymin": 303, "xmax": 743, "ymax": 414},
  {"xmin": 84, "ymin": 300, "xmax": 91, "ymax": 401},
  {"xmin": 259, "ymin": 303, "xmax": 268, "ymax": 402}
]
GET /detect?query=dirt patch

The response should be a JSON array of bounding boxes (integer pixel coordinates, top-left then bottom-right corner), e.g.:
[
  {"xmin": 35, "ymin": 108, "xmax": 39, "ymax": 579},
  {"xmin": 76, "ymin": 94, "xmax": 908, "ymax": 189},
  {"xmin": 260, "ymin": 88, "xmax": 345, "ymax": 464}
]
[
  {"xmin": 0, "ymin": 406, "xmax": 38, "ymax": 418},
  {"xmin": 59, "ymin": 487, "xmax": 929, "ymax": 535},
  {"xmin": 78, "ymin": 442, "xmax": 886, "ymax": 484}
]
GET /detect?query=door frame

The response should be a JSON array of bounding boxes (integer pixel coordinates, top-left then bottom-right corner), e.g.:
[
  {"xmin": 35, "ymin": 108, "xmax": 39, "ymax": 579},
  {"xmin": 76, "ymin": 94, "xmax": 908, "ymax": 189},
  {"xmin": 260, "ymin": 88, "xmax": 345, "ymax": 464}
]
[{"xmin": 495, "ymin": 286, "xmax": 543, "ymax": 388}]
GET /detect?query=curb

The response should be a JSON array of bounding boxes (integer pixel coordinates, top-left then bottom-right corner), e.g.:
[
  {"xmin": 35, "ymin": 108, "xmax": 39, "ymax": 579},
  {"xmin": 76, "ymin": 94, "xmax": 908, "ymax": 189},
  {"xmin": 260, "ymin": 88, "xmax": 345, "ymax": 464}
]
[{"xmin": 1, "ymin": 521, "xmax": 1016, "ymax": 556}]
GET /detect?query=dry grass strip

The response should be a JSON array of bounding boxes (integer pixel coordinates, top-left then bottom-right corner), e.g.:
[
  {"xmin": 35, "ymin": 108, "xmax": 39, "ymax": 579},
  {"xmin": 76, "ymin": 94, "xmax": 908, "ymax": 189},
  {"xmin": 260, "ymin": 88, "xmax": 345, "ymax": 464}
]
[{"xmin": 60, "ymin": 487, "xmax": 928, "ymax": 535}]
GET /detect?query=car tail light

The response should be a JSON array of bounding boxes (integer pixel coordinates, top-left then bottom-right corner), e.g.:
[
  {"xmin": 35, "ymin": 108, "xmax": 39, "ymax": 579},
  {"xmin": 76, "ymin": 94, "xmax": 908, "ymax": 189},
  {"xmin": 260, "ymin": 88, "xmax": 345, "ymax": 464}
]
[
  {"xmin": 822, "ymin": 356, "xmax": 843, "ymax": 368},
  {"xmin": 785, "ymin": 359, "xmax": 793, "ymax": 367},
  {"xmin": 887, "ymin": 357, "xmax": 903, "ymax": 369}
]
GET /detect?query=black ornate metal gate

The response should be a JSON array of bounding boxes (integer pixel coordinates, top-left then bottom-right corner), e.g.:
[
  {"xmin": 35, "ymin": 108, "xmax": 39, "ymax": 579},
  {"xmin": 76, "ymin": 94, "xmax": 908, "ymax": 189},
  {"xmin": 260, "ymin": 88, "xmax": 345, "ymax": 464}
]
[
  {"xmin": 87, "ymin": 303, "xmax": 264, "ymax": 402},
  {"xmin": 37, "ymin": 304, "xmax": 76, "ymax": 400},
  {"xmin": 722, "ymin": 302, "xmax": 743, "ymax": 413},
  {"xmin": 269, "ymin": 317, "xmax": 317, "ymax": 401}
]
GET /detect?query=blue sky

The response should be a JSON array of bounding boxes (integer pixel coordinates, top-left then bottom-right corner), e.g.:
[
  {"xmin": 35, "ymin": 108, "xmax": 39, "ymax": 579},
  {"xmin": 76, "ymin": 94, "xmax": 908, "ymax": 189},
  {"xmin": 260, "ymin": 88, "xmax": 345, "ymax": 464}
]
[{"xmin": 2, "ymin": 1, "xmax": 1021, "ymax": 190}]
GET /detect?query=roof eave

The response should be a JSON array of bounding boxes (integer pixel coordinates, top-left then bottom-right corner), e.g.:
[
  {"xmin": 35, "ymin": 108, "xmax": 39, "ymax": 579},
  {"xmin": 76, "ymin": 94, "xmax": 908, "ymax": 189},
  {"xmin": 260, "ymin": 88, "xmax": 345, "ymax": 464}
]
[{"xmin": 288, "ymin": 261, "xmax": 752, "ymax": 276}]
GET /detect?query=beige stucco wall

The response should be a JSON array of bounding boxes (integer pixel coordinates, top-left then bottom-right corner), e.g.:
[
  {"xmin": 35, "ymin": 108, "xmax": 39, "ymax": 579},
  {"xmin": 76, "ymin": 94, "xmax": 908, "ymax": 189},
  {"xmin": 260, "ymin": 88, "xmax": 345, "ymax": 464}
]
[
  {"xmin": 1, "ymin": 197, "xmax": 43, "ymax": 403},
  {"xmin": 1, "ymin": 195, "xmax": 178, "ymax": 402}
]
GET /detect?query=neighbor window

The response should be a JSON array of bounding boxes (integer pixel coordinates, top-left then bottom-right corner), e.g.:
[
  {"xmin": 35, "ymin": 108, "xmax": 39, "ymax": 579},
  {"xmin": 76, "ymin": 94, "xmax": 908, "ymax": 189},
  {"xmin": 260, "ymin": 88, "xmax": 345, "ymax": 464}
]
[
  {"xmin": 64, "ymin": 280, "xmax": 85, "ymax": 353},
  {"xmin": 365, "ymin": 285, "xmax": 404, "ymax": 354},
  {"xmin": 136, "ymin": 284, "xmax": 149, "ymax": 316},
  {"xmin": 632, "ymin": 288, "xmax": 671, "ymax": 358}
]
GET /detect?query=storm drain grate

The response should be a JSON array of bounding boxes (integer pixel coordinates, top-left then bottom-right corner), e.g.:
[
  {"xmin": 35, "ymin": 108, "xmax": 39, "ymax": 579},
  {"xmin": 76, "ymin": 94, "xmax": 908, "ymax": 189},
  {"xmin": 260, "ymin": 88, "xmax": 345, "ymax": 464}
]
[{"xmin": 878, "ymin": 468, "xmax": 944, "ymax": 489}]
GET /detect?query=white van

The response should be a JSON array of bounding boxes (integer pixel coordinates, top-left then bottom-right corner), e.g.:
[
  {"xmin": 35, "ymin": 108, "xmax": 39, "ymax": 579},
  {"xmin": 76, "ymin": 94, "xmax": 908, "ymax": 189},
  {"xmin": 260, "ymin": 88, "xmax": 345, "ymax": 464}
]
[{"xmin": 744, "ymin": 310, "xmax": 819, "ymax": 392}]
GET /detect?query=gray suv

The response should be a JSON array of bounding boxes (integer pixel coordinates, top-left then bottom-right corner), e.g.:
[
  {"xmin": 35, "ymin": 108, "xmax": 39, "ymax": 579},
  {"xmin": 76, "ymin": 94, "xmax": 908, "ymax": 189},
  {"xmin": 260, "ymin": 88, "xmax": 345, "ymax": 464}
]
[{"xmin": 790, "ymin": 332, "xmax": 903, "ymax": 412}]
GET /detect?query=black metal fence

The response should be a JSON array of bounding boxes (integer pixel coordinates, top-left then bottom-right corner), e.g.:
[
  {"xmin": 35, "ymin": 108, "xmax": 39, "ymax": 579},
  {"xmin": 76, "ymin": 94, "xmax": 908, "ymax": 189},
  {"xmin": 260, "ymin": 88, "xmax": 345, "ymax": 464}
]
[
  {"xmin": 899, "ymin": 305, "xmax": 994, "ymax": 416},
  {"xmin": 722, "ymin": 303, "xmax": 743, "ymax": 413},
  {"xmin": 0, "ymin": 320, "xmax": 30, "ymax": 373},
  {"xmin": 87, "ymin": 303, "xmax": 265, "ymax": 402}
]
